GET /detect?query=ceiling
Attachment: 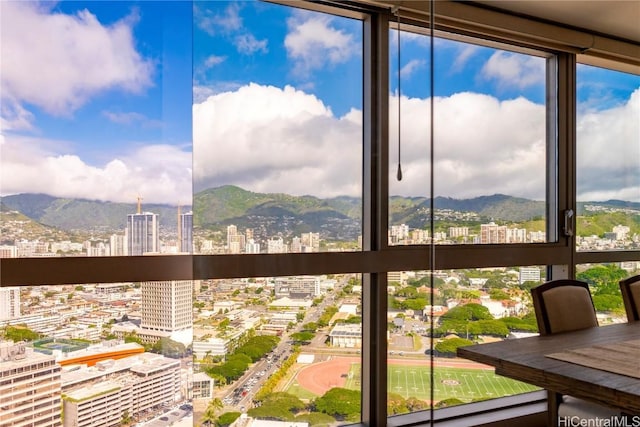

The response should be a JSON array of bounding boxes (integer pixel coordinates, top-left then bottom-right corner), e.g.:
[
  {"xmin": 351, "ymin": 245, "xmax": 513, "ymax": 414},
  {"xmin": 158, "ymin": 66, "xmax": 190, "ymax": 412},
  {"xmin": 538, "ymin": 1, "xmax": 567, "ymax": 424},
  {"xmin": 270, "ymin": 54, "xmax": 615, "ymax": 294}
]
[{"xmin": 470, "ymin": 1, "xmax": 640, "ymax": 44}]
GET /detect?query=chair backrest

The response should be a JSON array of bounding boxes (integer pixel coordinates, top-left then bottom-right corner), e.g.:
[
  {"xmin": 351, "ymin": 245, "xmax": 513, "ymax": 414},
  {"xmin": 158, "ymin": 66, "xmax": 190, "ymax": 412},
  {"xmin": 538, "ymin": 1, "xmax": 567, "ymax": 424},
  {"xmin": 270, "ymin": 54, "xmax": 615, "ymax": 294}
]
[
  {"xmin": 619, "ymin": 275, "xmax": 640, "ymax": 322},
  {"xmin": 531, "ymin": 279, "xmax": 598, "ymax": 336}
]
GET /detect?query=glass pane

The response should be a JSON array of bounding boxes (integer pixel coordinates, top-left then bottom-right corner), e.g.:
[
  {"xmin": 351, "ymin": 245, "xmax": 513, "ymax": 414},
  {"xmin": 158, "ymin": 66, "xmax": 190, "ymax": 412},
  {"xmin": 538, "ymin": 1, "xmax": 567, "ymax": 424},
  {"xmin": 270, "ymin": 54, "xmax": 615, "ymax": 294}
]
[
  {"xmin": 388, "ymin": 267, "xmax": 542, "ymax": 416},
  {"xmin": 193, "ymin": 1, "xmax": 363, "ymax": 255},
  {"xmin": 0, "ymin": 282, "xmax": 193, "ymax": 426},
  {"xmin": 576, "ymin": 262, "xmax": 640, "ymax": 322},
  {"xmin": 576, "ymin": 65, "xmax": 640, "ymax": 252},
  {"xmin": 0, "ymin": 2, "xmax": 193, "ymax": 257},
  {"xmin": 193, "ymin": 274, "xmax": 362, "ymax": 425},
  {"xmin": 388, "ymin": 28, "xmax": 549, "ymax": 246}
]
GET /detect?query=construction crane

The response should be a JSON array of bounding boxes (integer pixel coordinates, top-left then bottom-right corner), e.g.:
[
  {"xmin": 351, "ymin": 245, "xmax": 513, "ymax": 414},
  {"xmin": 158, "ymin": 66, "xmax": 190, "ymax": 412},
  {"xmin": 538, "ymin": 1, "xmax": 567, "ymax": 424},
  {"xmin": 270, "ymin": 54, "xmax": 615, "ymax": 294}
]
[{"xmin": 136, "ymin": 195, "xmax": 143, "ymax": 214}]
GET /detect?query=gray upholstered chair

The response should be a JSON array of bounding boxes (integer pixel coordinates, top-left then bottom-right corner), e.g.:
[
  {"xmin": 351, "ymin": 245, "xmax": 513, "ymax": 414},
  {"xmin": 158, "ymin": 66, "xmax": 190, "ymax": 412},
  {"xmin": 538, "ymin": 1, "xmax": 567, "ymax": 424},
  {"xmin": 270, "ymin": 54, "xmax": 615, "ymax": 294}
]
[
  {"xmin": 619, "ymin": 274, "xmax": 640, "ymax": 322},
  {"xmin": 531, "ymin": 280, "xmax": 619, "ymax": 426}
]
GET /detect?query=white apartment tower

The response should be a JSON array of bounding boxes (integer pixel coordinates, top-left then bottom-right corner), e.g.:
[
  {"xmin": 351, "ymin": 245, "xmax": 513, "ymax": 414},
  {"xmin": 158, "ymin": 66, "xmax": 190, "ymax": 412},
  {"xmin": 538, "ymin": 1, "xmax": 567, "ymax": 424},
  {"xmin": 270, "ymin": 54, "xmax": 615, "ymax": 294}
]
[
  {"xmin": 0, "ymin": 342, "xmax": 61, "ymax": 427},
  {"xmin": 0, "ymin": 287, "xmax": 20, "ymax": 320},
  {"xmin": 226, "ymin": 224, "xmax": 245, "ymax": 254},
  {"xmin": 140, "ymin": 280, "xmax": 193, "ymax": 333},
  {"xmin": 109, "ymin": 233, "xmax": 127, "ymax": 256},
  {"xmin": 0, "ymin": 245, "xmax": 17, "ymax": 258}
]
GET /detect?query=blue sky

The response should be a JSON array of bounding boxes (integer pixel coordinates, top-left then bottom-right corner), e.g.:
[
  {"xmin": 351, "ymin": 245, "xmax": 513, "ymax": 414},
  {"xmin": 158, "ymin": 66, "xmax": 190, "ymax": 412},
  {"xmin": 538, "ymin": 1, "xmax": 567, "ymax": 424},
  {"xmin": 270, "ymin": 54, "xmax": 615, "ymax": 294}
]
[{"xmin": 1, "ymin": 1, "xmax": 638, "ymax": 204}]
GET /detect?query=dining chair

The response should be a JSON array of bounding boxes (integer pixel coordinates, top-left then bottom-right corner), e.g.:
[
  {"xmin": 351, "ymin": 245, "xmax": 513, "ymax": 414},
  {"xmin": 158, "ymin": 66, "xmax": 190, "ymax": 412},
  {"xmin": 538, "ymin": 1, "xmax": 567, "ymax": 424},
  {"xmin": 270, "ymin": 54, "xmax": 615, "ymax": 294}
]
[
  {"xmin": 531, "ymin": 279, "xmax": 620, "ymax": 426},
  {"xmin": 619, "ymin": 274, "xmax": 640, "ymax": 322}
]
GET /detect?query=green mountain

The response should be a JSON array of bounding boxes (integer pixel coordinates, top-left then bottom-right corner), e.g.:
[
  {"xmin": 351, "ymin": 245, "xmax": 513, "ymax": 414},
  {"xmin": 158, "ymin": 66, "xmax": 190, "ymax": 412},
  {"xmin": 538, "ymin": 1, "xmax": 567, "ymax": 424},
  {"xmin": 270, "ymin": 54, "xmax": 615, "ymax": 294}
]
[
  {"xmin": 193, "ymin": 186, "xmax": 360, "ymax": 240},
  {"xmin": 1, "ymin": 194, "xmax": 188, "ymax": 232},
  {"xmin": 2, "ymin": 187, "xmax": 638, "ymax": 242}
]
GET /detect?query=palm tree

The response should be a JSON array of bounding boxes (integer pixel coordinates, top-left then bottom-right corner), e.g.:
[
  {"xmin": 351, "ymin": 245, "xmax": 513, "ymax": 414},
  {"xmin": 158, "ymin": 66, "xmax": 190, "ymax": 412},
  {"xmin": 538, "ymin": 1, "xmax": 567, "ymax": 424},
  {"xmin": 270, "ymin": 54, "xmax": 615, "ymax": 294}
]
[{"xmin": 200, "ymin": 397, "xmax": 223, "ymax": 427}]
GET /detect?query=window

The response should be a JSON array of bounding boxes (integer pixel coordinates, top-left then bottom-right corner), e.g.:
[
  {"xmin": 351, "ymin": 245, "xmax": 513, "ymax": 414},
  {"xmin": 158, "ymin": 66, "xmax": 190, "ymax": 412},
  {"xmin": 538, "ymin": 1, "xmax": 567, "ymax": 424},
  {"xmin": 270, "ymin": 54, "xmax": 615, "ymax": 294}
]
[
  {"xmin": 576, "ymin": 65, "xmax": 640, "ymax": 253},
  {"xmin": 193, "ymin": 1, "xmax": 363, "ymax": 255},
  {"xmin": 389, "ymin": 26, "xmax": 551, "ymax": 246},
  {"xmin": 2, "ymin": 1, "xmax": 639, "ymax": 426}
]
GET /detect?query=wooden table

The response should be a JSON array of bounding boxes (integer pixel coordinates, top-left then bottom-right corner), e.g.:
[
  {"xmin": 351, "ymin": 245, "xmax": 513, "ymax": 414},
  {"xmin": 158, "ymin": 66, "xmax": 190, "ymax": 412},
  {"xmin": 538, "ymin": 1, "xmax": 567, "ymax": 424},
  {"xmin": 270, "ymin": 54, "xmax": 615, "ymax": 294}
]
[{"xmin": 457, "ymin": 322, "xmax": 640, "ymax": 413}]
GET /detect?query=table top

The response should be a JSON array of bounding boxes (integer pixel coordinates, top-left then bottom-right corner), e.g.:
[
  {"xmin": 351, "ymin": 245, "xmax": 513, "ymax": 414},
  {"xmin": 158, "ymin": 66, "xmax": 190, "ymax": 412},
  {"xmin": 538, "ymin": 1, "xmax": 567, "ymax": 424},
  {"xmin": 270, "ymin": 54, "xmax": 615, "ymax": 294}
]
[{"xmin": 457, "ymin": 321, "xmax": 640, "ymax": 413}]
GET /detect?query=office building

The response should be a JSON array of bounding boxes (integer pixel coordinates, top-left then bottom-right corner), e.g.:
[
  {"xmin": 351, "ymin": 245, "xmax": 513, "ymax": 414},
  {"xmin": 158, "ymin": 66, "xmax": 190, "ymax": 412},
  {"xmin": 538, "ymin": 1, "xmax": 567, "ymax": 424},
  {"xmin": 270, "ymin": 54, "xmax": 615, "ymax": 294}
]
[
  {"xmin": 61, "ymin": 353, "xmax": 181, "ymax": 427},
  {"xmin": 0, "ymin": 342, "xmax": 61, "ymax": 427},
  {"xmin": 141, "ymin": 280, "xmax": 193, "ymax": 333},
  {"xmin": 0, "ymin": 287, "xmax": 20, "ymax": 320}
]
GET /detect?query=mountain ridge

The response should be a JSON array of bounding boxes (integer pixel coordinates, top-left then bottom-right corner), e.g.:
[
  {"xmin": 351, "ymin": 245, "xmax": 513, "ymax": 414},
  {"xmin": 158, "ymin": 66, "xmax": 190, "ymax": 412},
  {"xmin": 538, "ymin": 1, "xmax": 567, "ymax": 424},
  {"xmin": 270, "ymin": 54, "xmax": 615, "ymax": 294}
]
[{"xmin": 2, "ymin": 186, "xmax": 638, "ymax": 241}]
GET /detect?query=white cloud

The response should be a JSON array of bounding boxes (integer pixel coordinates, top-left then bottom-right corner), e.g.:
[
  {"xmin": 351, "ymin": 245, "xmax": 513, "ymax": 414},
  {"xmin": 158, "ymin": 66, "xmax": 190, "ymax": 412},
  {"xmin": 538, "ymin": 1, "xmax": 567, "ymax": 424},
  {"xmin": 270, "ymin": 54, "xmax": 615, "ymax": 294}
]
[
  {"xmin": 204, "ymin": 55, "xmax": 227, "ymax": 68},
  {"xmin": 285, "ymin": 12, "xmax": 358, "ymax": 77},
  {"xmin": 451, "ymin": 44, "xmax": 479, "ymax": 72},
  {"xmin": 195, "ymin": 4, "xmax": 266, "ymax": 57},
  {"xmin": 102, "ymin": 111, "xmax": 162, "ymax": 128},
  {"xmin": 0, "ymin": 96, "xmax": 35, "ymax": 131},
  {"xmin": 3, "ymin": 82, "xmax": 636, "ymax": 203},
  {"xmin": 0, "ymin": 135, "xmax": 192, "ymax": 204},
  {"xmin": 194, "ymin": 3, "xmax": 242, "ymax": 36},
  {"xmin": 0, "ymin": 2, "xmax": 154, "ymax": 126},
  {"xmin": 234, "ymin": 33, "xmax": 268, "ymax": 55},
  {"xmin": 193, "ymin": 83, "xmax": 360, "ymax": 198},
  {"xmin": 481, "ymin": 51, "xmax": 545, "ymax": 89},
  {"xmin": 193, "ymin": 82, "xmax": 638, "ymax": 202},
  {"xmin": 389, "ymin": 92, "xmax": 547, "ymax": 200},
  {"xmin": 400, "ymin": 59, "xmax": 426, "ymax": 79},
  {"xmin": 576, "ymin": 88, "xmax": 640, "ymax": 201}
]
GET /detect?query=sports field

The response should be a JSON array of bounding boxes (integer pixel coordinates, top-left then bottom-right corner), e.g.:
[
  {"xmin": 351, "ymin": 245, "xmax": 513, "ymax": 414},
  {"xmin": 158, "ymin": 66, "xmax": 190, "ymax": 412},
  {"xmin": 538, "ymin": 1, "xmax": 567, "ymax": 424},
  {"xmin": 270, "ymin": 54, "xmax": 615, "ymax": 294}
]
[
  {"xmin": 381, "ymin": 364, "xmax": 535, "ymax": 402},
  {"xmin": 290, "ymin": 357, "xmax": 538, "ymax": 404}
]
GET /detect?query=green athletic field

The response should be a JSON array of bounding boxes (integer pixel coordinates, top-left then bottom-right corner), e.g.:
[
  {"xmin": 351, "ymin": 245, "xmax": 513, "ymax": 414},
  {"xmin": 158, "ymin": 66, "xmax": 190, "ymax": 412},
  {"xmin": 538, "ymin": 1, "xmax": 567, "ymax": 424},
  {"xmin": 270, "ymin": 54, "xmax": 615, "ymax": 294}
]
[{"xmin": 346, "ymin": 363, "xmax": 538, "ymax": 403}]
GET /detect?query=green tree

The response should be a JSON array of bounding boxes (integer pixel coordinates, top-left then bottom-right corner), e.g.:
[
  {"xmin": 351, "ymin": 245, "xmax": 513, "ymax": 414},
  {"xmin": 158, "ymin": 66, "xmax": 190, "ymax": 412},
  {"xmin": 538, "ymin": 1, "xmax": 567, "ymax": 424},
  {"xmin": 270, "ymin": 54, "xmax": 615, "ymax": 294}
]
[
  {"xmin": 578, "ymin": 265, "xmax": 628, "ymax": 288},
  {"xmin": 442, "ymin": 303, "xmax": 493, "ymax": 321},
  {"xmin": 434, "ymin": 337, "xmax": 474, "ymax": 357},
  {"xmin": 294, "ymin": 412, "xmax": 336, "ymax": 426},
  {"xmin": 387, "ymin": 392, "xmax": 409, "ymax": 415},
  {"xmin": 314, "ymin": 388, "xmax": 361, "ymax": 421},
  {"xmin": 469, "ymin": 319, "xmax": 510, "ymax": 337},
  {"xmin": 290, "ymin": 331, "xmax": 315, "ymax": 344},
  {"xmin": 247, "ymin": 405, "xmax": 294, "ymax": 421},
  {"xmin": 120, "ymin": 409, "xmax": 132, "ymax": 426},
  {"xmin": 216, "ymin": 412, "xmax": 241, "ymax": 427},
  {"xmin": 435, "ymin": 397, "xmax": 464, "ymax": 408},
  {"xmin": 3, "ymin": 325, "xmax": 40, "ymax": 342},
  {"xmin": 201, "ymin": 398, "xmax": 222, "ymax": 426},
  {"xmin": 489, "ymin": 289, "xmax": 511, "ymax": 300}
]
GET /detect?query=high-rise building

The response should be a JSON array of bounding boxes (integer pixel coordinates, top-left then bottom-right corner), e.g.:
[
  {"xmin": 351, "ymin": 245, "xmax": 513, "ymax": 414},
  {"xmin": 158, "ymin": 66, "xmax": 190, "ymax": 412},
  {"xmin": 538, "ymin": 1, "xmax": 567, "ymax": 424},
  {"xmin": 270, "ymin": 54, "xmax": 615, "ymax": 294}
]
[
  {"xmin": 267, "ymin": 236, "xmax": 286, "ymax": 253},
  {"xmin": 245, "ymin": 239, "xmax": 261, "ymax": 254},
  {"xmin": 140, "ymin": 280, "xmax": 193, "ymax": 333},
  {"xmin": 109, "ymin": 234, "xmax": 127, "ymax": 256},
  {"xmin": 0, "ymin": 341, "xmax": 61, "ymax": 427},
  {"xmin": 179, "ymin": 211, "xmax": 193, "ymax": 253},
  {"xmin": 0, "ymin": 245, "xmax": 17, "ymax": 258},
  {"xmin": 519, "ymin": 267, "xmax": 541, "ymax": 284},
  {"xmin": 480, "ymin": 222, "xmax": 508, "ymax": 244},
  {"xmin": 0, "ymin": 287, "xmax": 20, "ymax": 320},
  {"xmin": 126, "ymin": 212, "xmax": 159, "ymax": 256},
  {"xmin": 226, "ymin": 224, "xmax": 245, "ymax": 254}
]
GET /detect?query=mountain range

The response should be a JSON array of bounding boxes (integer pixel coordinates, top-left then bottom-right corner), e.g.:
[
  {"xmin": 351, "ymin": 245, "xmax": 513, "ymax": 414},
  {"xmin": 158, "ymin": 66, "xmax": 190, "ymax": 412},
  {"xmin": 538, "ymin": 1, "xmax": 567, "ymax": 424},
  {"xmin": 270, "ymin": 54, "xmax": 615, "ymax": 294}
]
[{"xmin": 1, "ymin": 185, "xmax": 638, "ymax": 241}]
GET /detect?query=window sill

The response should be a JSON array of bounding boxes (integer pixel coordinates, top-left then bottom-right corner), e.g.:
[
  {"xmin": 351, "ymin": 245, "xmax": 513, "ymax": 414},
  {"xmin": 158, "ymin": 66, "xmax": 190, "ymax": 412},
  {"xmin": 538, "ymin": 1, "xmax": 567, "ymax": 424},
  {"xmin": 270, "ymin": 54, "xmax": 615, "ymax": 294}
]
[{"xmin": 387, "ymin": 390, "xmax": 547, "ymax": 427}]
